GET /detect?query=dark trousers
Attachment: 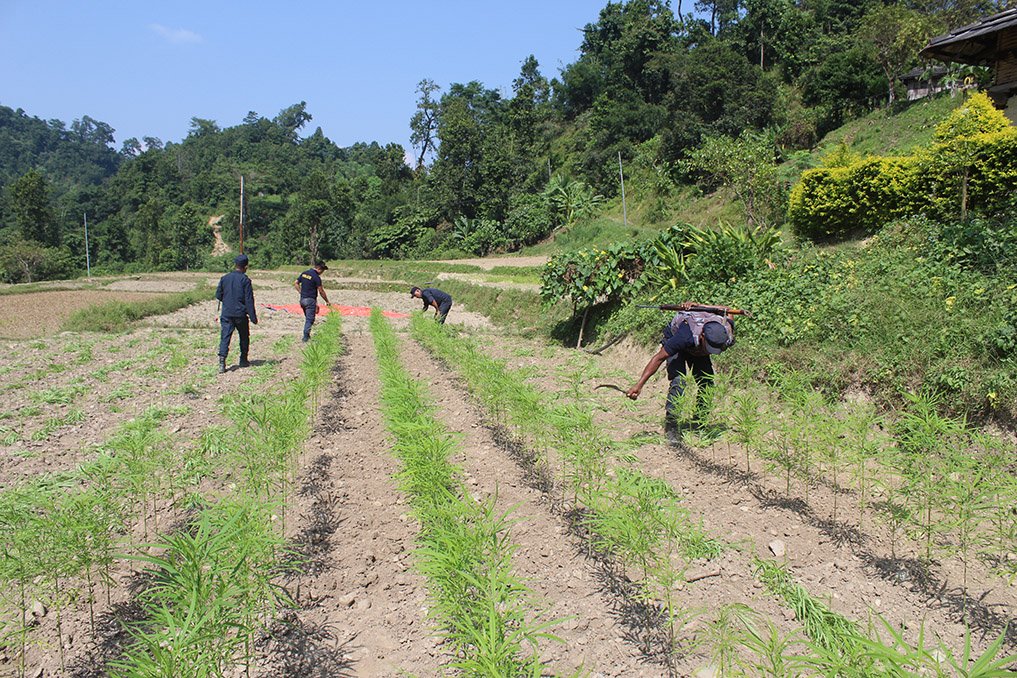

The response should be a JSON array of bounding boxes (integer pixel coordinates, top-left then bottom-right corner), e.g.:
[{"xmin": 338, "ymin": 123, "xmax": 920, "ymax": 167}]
[
  {"xmin": 436, "ymin": 300, "xmax": 452, "ymax": 324},
  {"xmin": 665, "ymin": 352, "xmax": 714, "ymax": 423},
  {"xmin": 219, "ymin": 316, "xmax": 250, "ymax": 360},
  {"xmin": 300, "ymin": 297, "xmax": 317, "ymax": 340}
]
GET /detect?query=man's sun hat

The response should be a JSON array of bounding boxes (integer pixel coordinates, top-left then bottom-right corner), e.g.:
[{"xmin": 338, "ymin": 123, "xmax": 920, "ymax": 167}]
[{"xmin": 702, "ymin": 321, "xmax": 730, "ymax": 354}]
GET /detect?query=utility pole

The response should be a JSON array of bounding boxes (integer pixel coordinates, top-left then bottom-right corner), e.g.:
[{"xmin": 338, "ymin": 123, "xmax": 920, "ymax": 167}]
[
  {"xmin": 239, "ymin": 175, "xmax": 245, "ymax": 254},
  {"xmin": 83, "ymin": 212, "xmax": 91, "ymax": 279},
  {"xmin": 618, "ymin": 151, "xmax": 628, "ymax": 228}
]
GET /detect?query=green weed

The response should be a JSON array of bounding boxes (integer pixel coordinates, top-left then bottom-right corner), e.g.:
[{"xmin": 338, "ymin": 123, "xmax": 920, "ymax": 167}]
[{"xmin": 372, "ymin": 310, "xmax": 557, "ymax": 673}]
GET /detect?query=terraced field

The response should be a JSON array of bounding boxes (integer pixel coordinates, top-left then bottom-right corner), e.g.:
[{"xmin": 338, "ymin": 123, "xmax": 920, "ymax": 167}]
[{"xmin": 1, "ymin": 269, "xmax": 1014, "ymax": 676}]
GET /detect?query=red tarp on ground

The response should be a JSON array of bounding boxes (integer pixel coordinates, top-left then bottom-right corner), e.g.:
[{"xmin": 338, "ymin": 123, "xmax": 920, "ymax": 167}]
[{"xmin": 261, "ymin": 303, "xmax": 410, "ymax": 319}]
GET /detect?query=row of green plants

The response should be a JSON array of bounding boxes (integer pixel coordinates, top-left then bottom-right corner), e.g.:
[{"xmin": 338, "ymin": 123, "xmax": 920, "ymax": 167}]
[
  {"xmin": 114, "ymin": 313, "xmax": 343, "ymax": 676},
  {"xmin": 0, "ymin": 406, "xmax": 176, "ymax": 676},
  {"xmin": 752, "ymin": 558, "xmax": 1017, "ymax": 677},
  {"xmin": 370, "ymin": 309, "xmax": 556, "ymax": 675},
  {"xmin": 410, "ymin": 315, "xmax": 723, "ymax": 667},
  {"xmin": 686, "ymin": 366, "xmax": 1017, "ymax": 590},
  {"xmin": 412, "ymin": 319, "xmax": 1017, "ymax": 674},
  {"xmin": 789, "ymin": 92, "xmax": 1017, "ymax": 239},
  {"xmin": 0, "ymin": 318, "xmax": 339, "ymax": 676}
]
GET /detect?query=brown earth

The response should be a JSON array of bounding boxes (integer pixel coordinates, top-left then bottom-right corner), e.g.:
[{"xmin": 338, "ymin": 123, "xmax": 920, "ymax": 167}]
[
  {"xmin": 427, "ymin": 255, "xmax": 548, "ymax": 270},
  {"xmin": 0, "ymin": 291, "xmax": 163, "ymax": 339},
  {"xmin": 398, "ymin": 332, "xmax": 665, "ymax": 676},
  {"xmin": 4, "ymin": 270, "xmax": 1014, "ymax": 675},
  {"xmin": 474, "ymin": 330, "xmax": 1017, "ymax": 659},
  {"xmin": 266, "ymin": 328, "xmax": 444, "ymax": 676}
]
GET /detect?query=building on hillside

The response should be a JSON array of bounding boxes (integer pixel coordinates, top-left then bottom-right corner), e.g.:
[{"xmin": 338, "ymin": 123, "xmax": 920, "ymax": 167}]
[
  {"xmin": 901, "ymin": 65, "xmax": 949, "ymax": 101},
  {"xmin": 920, "ymin": 8, "xmax": 1017, "ymax": 123}
]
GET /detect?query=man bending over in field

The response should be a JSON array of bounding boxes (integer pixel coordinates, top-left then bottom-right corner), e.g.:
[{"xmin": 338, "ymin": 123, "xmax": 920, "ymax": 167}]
[
  {"xmin": 411, "ymin": 286, "xmax": 453, "ymax": 324},
  {"xmin": 626, "ymin": 302, "xmax": 735, "ymax": 440}
]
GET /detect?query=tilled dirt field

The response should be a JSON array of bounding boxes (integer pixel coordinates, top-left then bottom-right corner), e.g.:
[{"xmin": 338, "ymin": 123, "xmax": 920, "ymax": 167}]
[
  {"xmin": 0, "ymin": 291, "xmax": 160, "ymax": 339},
  {"xmin": 2, "ymin": 269, "xmax": 1015, "ymax": 676},
  {"xmin": 477, "ymin": 331, "xmax": 1017, "ymax": 659}
]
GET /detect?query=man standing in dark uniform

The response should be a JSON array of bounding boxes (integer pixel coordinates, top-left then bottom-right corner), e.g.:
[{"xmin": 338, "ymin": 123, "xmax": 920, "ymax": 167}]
[
  {"xmin": 215, "ymin": 254, "xmax": 258, "ymax": 373},
  {"xmin": 294, "ymin": 261, "xmax": 332, "ymax": 342},
  {"xmin": 411, "ymin": 286, "xmax": 453, "ymax": 324}
]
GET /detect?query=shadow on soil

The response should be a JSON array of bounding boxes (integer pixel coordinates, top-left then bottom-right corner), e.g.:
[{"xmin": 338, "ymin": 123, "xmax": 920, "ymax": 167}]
[
  {"xmin": 259, "ymin": 614, "xmax": 357, "ymax": 677},
  {"xmin": 487, "ymin": 422, "xmax": 684, "ymax": 675},
  {"xmin": 669, "ymin": 439, "xmax": 1017, "ymax": 649},
  {"xmin": 67, "ymin": 570, "xmax": 154, "ymax": 677}
]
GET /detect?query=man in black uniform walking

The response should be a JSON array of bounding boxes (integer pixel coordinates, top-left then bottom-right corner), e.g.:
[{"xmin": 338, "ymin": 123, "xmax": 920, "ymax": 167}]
[
  {"xmin": 215, "ymin": 254, "xmax": 258, "ymax": 373},
  {"xmin": 411, "ymin": 286, "xmax": 453, "ymax": 324},
  {"xmin": 294, "ymin": 261, "xmax": 332, "ymax": 342}
]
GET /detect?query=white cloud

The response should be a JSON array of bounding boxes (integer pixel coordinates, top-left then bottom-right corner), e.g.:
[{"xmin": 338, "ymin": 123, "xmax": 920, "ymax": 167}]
[{"xmin": 149, "ymin": 23, "xmax": 203, "ymax": 45}]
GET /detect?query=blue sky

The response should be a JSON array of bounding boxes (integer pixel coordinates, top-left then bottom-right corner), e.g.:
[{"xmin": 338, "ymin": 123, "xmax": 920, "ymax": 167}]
[{"xmin": 0, "ymin": 1, "xmax": 618, "ymax": 155}]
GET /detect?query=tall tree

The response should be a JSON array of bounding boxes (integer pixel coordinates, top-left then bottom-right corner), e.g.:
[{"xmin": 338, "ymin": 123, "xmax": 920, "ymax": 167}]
[
  {"xmin": 696, "ymin": 0, "xmax": 742, "ymax": 35},
  {"xmin": 409, "ymin": 79, "xmax": 442, "ymax": 169},
  {"xmin": 858, "ymin": 5, "xmax": 941, "ymax": 106},
  {"xmin": 9, "ymin": 169, "xmax": 58, "ymax": 245},
  {"xmin": 164, "ymin": 201, "xmax": 208, "ymax": 270},
  {"xmin": 274, "ymin": 102, "xmax": 313, "ymax": 142}
]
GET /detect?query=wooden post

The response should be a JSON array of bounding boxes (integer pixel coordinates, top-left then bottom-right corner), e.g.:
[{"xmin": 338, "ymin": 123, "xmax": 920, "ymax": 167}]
[
  {"xmin": 83, "ymin": 212, "xmax": 91, "ymax": 279},
  {"xmin": 577, "ymin": 306, "xmax": 590, "ymax": 349},
  {"xmin": 239, "ymin": 175, "xmax": 245, "ymax": 254},
  {"xmin": 618, "ymin": 151, "xmax": 628, "ymax": 228}
]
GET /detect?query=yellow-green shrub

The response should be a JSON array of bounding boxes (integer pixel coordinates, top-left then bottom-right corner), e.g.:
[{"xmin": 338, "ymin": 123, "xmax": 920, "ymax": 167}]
[
  {"xmin": 788, "ymin": 156, "xmax": 919, "ymax": 239},
  {"xmin": 933, "ymin": 91, "xmax": 1010, "ymax": 141},
  {"xmin": 918, "ymin": 127, "xmax": 1017, "ymax": 220},
  {"xmin": 789, "ymin": 105, "xmax": 1016, "ymax": 240}
]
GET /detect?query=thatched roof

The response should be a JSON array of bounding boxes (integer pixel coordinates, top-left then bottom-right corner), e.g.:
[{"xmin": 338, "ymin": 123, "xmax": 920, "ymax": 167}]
[{"xmin": 921, "ymin": 8, "xmax": 1017, "ymax": 65}]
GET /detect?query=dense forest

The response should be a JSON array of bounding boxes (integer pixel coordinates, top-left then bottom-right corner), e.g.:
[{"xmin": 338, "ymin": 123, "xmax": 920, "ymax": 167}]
[{"xmin": 0, "ymin": 0, "xmax": 1010, "ymax": 282}]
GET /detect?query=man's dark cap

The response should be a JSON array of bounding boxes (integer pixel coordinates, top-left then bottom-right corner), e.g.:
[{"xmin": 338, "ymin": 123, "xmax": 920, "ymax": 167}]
[
  {"xmin": 314, "ymin": 261, "xmax": 329, "ymax": 271},
  {"xmin": 234, "ymin": 254, "xmax": 249, "ymax": 267},
  {"xmin": 410, "ymin": 286, "xmax": 421, "ymax": 297},
  {"xmin": 702, "ymin": 321, "xmax": 729, "ymax": 354}
]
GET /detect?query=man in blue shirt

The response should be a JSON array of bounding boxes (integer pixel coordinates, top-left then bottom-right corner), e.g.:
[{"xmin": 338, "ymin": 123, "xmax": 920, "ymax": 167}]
[
  {"xmin": 294, "ymin": 261, "xmax": 332, "ymax": 342},
  {"xmin": 215, "ymin": 254, "xmax": 258, "ymax": 373},
  {"xmin": 411, "ymin": 286, "xmax": 453, "ymax": 324},
  {"xmin": 626, "ymin": 302, "xmax": 734, "ymax": 436}
]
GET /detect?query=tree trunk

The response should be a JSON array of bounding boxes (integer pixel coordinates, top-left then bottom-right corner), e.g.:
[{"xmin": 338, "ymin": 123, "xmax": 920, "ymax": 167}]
[
  {"xmin": 576, "ymin": 306, "xmax": 590, "ymax": 349},
  {"xmin": 309, "ymin": 225, "xmax": 320, "ymax": 264}
]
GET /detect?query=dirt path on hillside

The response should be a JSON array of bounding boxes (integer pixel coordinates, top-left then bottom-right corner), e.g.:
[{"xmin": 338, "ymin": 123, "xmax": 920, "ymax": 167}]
[{"xmin": 276, "ymin": 328, "xmax": 442, "ymax": 676}]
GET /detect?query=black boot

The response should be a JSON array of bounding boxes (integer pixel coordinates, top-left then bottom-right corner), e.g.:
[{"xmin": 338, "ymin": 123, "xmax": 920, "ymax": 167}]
[
  {"xmin": 664, "ymin": 418, "xmax": 681, "ymax": 445},
  {"xmin": 238, "ymin": 356, "xmax": 250, "ymax": 368},
  {"xmin": 218, "ymin": 356, "xmax": 226, "ymax": 374}
]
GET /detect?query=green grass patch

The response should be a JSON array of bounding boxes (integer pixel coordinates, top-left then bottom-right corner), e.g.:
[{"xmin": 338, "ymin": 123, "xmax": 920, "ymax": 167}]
[
  {"xmin": 60, "ymin": 287, "xmax": 212, "ymax": 333},
  {"xmin": 0, "ymin": 425, "xmax": 19, "ymax": 445},
  {"xmin": 29, "ymin": 385, "xmax": 86, "ymax": 405}
]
